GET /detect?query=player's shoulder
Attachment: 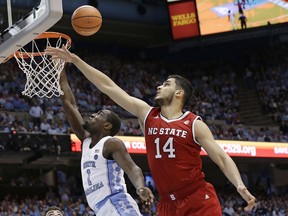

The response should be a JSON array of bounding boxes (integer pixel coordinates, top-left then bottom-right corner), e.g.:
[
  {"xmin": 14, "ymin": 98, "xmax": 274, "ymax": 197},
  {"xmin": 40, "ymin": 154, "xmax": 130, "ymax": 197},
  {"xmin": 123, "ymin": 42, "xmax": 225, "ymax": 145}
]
[
  {"xmin": 104, "ymin": 137, "xmax": 126, "ymax": 149},
  {"xmin": 106, "ymin": 136, "xmax": 122, "ymax": 143},
  {"xmin": 185, "ymin": 111, "xmax": 200, "ymax": 119},
  {"xmin": 81, "ymin": 137, "xmax": 91, "ymax": 148},
  {"xmin": 151, "ymin": 107, "xmax": 161, "ymax": 113},
  {"xmin": 103, "ymin": 136, "xmax": 127, "ymax": 157},
  {"xmin": 145, "ymin": 107, "xmax": 160, "ymax": 120}
]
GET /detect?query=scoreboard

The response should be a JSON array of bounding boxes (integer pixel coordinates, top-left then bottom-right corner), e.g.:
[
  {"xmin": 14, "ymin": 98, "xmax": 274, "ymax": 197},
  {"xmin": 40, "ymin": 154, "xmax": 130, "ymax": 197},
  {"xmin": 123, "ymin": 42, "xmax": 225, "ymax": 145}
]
[{"xmin": 167, "ymin": 0, "xmax": 288, "ymax": 40}]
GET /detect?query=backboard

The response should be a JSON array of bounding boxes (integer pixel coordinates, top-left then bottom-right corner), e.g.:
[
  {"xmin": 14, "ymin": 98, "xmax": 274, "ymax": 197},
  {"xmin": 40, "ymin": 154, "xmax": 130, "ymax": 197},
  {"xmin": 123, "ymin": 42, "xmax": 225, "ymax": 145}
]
[{"xmin": 0, "ymin": 0, "xmax": 63, "ymax": 63}]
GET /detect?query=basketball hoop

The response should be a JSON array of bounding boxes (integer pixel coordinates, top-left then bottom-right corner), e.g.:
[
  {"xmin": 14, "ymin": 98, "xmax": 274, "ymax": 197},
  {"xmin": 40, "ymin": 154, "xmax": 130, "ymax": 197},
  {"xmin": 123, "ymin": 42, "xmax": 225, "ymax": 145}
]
[{"xmin": 12, "ymin": 32, "xmax": 72, "ymax": 98}]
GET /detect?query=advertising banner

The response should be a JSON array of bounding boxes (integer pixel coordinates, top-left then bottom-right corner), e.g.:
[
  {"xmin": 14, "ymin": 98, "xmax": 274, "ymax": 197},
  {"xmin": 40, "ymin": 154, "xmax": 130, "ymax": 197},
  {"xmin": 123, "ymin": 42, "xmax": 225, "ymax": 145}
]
[
  {"xmin": 167, "ymin": 0, "xmax": 200, "ymax": 39},
  {"xmin": 71, "ymin": 135, "xmax": 288, "ymax": 158}
]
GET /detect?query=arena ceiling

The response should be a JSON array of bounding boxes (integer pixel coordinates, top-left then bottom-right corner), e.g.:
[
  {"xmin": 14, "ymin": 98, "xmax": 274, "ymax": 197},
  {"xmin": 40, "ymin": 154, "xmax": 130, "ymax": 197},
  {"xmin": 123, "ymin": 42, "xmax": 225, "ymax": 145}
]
[
  {"xmin": 1, "ymin": 1, "xmax": 288, "ymax": 51},
  {"xmin": 50, "ymin": 13, "xmax": 172, "ymax": 49},
  {"xmin": 51, "ymin": 15, "xmax": 288, "ymax": 51},
  {"xmin": 0, "ymin": 1, "xmax": 172, "ymax": 50}
]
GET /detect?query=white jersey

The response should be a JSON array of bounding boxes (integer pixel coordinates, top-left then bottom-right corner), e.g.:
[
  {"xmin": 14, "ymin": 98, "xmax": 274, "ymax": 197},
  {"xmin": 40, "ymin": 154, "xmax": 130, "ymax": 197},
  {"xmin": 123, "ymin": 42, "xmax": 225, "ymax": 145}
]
[{"xmin": 81, "ymin": 136, "xmax": 142, "ymax": 215}]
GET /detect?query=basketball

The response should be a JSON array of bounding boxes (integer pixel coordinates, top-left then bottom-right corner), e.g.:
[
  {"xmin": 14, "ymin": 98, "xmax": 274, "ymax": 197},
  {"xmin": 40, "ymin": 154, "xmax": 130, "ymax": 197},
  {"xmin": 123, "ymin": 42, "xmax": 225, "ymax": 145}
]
[{"xmin": 71, "ymin": 5, "xmax": 102, "ymax": 36}]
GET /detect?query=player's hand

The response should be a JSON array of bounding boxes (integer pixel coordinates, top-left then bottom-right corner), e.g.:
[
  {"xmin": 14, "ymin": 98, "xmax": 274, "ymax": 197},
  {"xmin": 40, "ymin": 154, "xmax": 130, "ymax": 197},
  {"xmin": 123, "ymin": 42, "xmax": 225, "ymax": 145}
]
[
  {"xmin": 136, "ymin": 187, "xmax": 154, "ymax": 205},
  {"xmin": 237, "ymin": 185, "xmax": 256, "ymax": 211},
  {"xmin": 45, "ymin": 45, "xmax": 74, "ymax": 63}
]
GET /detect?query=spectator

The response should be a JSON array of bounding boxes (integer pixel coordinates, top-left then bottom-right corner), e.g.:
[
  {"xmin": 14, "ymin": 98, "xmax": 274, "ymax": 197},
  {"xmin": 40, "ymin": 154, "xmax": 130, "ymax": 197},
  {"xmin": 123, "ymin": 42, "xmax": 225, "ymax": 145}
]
[
  {"xmin": 29, "ymin": 101, "xmax": 43, "ymax": 129},
  {"xmin": 44, "ymin": 206, "xmax": 64, "ymax": 216},
  {"xmin": 57, "ymin": 119, "xmax": 67, "ymax": 134},
  {"xmin": 223, "ymin": 203, "xmax": 235, "ymax": 216},
  {"xmin": 40, "ymin": 118, "xmax": 51, "ymax": 133},
  {"xmin": 280, "ymin": 121, "xmax": 288, "ymax": 135},
  {"xmin": 48, "ymin": 121, "xmax": 59, "ymax": 135},
  {"xmin": 45, "ymin": 106, "xmax": 54, "ymax": 124}
]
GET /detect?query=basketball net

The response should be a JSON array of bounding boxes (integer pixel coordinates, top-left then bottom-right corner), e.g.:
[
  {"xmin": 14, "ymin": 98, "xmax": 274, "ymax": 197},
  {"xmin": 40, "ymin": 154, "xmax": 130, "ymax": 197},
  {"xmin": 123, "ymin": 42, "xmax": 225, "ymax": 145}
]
[{"xmin": 13, "ymin": 32, "xmax": 72, "ymax": 98}]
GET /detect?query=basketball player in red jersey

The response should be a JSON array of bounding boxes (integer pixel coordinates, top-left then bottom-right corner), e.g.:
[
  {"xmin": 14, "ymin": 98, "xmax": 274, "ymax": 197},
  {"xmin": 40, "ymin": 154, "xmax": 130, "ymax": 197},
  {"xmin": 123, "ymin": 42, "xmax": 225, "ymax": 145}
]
[{"xmin": 46, "ymin": 46, "xmax": 256, "ymax": 216}]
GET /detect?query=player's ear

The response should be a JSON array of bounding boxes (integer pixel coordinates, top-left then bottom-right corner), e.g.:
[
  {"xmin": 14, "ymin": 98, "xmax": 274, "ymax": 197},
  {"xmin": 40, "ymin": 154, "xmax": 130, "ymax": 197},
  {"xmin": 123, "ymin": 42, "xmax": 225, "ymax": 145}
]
[
  {"xmin": 104, "ymin": 122, "xmax": 112, "ymax": 130},
  {"xmin": 175, "ymin": 89, "xmax": 184, "ymax": 97}
]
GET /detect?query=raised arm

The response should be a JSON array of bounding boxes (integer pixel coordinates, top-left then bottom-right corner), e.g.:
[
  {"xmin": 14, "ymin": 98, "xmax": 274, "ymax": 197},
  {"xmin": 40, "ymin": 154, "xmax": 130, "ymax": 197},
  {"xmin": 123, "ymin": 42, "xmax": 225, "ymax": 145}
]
[
  {"xmin": 46, "ymin": 46, "xmax": 151, "ymax": 122},
  {"xmin": 60, "ymin": 69, "xmax": 89, "ymax": 141},
  {"xmin": 194, "ymin": 120, "xmax": 256, "ymax": 211},
  {"xmin": 103, "ymin": 137, "xmax": 154, "ymax": 204}
]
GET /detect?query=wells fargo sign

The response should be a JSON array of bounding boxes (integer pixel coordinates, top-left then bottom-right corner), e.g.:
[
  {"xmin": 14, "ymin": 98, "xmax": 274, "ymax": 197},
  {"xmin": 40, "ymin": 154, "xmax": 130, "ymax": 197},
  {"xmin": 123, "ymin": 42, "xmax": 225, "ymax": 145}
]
[{"xmin": 168, "ymin": 0, "xmax": 200, "ymax": 39}]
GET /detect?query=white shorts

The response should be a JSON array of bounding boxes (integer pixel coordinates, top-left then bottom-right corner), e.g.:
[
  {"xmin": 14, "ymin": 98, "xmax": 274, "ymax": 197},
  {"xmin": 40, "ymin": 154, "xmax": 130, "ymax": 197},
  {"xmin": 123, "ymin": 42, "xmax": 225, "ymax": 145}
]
[{"xmin": 94, "ymin": 193, "xmax": 142, "ymax": 216}]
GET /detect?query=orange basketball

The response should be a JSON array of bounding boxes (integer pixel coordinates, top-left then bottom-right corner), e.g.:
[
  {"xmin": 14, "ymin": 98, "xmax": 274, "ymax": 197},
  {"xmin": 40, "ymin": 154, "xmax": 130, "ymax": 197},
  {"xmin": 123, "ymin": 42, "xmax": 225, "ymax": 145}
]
[{"xmin": 71, "ymin": 5, "xmax": 102, "ymax": 36}]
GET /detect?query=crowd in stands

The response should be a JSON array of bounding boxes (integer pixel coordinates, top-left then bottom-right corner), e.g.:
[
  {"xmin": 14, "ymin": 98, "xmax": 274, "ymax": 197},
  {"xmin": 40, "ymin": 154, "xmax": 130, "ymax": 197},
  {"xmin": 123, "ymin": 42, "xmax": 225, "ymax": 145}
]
[
  {"xmin": 245, "ymin": 43, "xmax": 288, "ymax": 124},
  {"xmin": 0, "ymin": 170, "xmax": 288, "ymax": 216},
  {"xmin": 1, "ymin": 193, "xmax": 287, "ymax": 215},
  {"xmin": 0, "ymin": 44, "xmax": 287, "ymax": 146}
]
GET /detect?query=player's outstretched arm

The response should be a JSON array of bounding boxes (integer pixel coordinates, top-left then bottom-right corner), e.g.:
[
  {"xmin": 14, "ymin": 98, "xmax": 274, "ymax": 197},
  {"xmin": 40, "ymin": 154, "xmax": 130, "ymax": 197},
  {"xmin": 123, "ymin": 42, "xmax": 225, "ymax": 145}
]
[
  {"xmin": 103, "ymin": 137, "xmax": 154, "ymax": 205},
  {"xmin": 46, "ymin": 46, "xmax": 151, "ymax": 121},
  {"xmin": 60, "ymin": 69, "xmax": 89, "ymax": 141},
  {"xmin": 194, "ymin": 120, "xmax": 256, "ymax": 211}
]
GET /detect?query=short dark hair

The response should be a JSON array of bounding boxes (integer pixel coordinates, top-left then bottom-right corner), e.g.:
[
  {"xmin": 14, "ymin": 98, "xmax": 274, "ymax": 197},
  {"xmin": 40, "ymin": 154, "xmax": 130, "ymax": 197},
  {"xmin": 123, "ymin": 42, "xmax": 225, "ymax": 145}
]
[
  {"xmin": 106, "ymin": 111, "xmax": 121, "ymax": 136},
  {"xmin": 168, "ymin": 75, "xmax": 193, "ymax": 107},
  {"xmin": 44, "ymin": 206, "xmax": 63, "ymax": 215}
]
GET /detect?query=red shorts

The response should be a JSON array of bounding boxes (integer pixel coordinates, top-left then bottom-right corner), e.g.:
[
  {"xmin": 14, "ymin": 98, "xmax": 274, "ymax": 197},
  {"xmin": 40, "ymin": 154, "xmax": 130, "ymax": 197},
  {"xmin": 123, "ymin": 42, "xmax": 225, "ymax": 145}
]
[{"xmin": 157, "ymin": 182, "xmax": 222, "ymax": 216}]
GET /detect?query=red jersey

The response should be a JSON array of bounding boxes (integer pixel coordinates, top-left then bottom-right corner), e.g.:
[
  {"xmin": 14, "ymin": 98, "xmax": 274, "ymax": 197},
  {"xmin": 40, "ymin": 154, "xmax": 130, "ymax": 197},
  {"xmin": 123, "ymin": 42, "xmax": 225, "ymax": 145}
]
[{"xmin": 144, "ymin": 107, "xmax": 205, "ymax": 195}]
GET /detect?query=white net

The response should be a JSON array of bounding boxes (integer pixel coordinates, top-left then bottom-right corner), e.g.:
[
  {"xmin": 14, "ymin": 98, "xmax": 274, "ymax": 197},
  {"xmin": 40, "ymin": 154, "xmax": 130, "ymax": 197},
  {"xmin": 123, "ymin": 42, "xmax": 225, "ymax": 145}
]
[{"xmin": 14, "ymin": 32, "xmax": 71, "ymax": 98}]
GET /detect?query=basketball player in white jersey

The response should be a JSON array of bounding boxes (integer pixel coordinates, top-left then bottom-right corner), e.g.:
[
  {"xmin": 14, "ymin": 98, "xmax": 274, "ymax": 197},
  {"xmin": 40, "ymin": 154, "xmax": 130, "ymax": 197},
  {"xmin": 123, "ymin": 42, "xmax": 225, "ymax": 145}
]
[{"xmin": 59, "ymin": 70, "xmax": 154, "ymax": 215}]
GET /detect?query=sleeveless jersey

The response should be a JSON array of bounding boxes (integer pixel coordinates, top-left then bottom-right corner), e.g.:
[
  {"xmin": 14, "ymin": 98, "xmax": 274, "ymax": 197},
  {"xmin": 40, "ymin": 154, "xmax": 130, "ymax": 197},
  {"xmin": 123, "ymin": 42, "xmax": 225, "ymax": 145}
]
[
  {"xmin": 144, "ymin": 107, "xmax": 205, "ymax": 195},
  {"xmin": 81, "ymin": 136, "xmax": 127, "ymax": 209}
]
